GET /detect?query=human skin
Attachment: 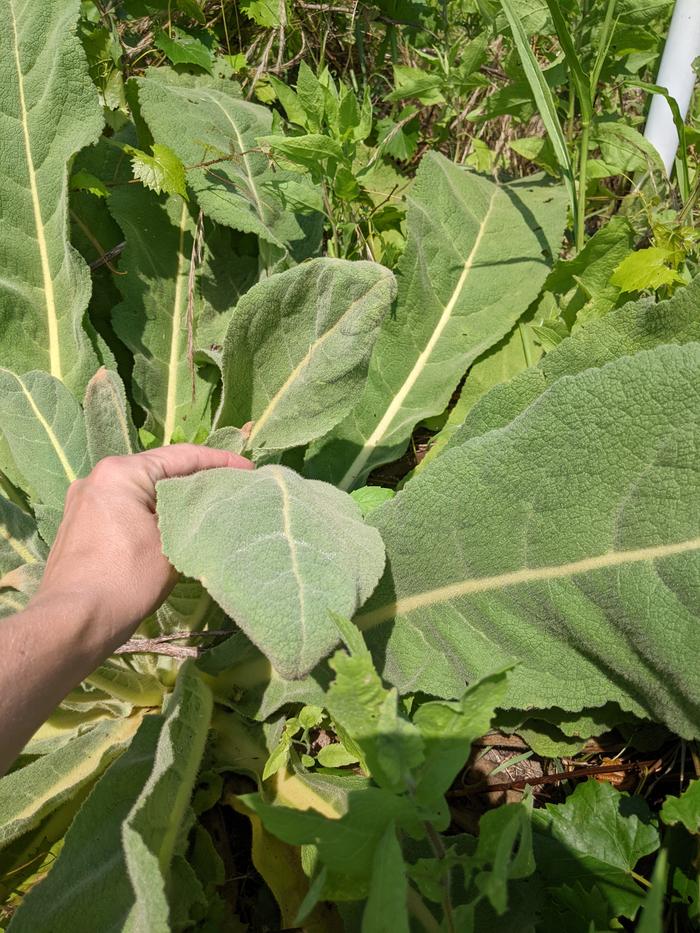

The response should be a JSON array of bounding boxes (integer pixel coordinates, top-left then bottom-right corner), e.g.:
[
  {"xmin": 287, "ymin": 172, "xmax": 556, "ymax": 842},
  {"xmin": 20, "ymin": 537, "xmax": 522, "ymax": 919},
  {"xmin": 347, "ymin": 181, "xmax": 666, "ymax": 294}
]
[{"xmin": 0, "ymin": 444, "xmax": 252, "ymax": 775}]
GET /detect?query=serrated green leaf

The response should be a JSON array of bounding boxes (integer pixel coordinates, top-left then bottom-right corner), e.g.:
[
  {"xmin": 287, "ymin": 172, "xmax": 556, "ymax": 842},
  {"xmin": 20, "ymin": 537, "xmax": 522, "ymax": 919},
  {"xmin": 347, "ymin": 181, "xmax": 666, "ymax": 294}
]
[
  {"xmin": 0, "ymin": 369, "xmax": 89, "ymax": 508},
  {"xmin": 0, "ymin": 0, "xmax": 102, "ymax": 393},
  {"xmin": 69, "ymin": 169, "xmax": 110, "ymax": 198},
  {"xmin": 157, "ymin": 465, "xmax": 386, "ymax": 678},
  {"xmin": 362, "ymin": 822, "xmax": 410, "ymax": 933},
  {"xmin": 413, "ymin": 670, "xmax": 510, "ymax": 806},
  {"xmin": 362, "ymin": 343, "xmax": 700, "ymax": 736},
  {"xmin": 127, "ymin": 143, "xmax": 188, "ymax": 199},
  {"xmin": 661, "ymin": 779, "xmax": 700, "ymax": 833},
  {"xmin": 610, "ymin": 247, "xmax": 683, "ymax": 293},
  {"xmin": 217, "ymin": 258, "xmax": 396, "ymax": 451},
  {"xmin": 325, "ymin": 641, "xmax": 424, "ymax": 794},
  {"xmin": 532, "ymin": 781, "xmax": 659, "ymax": 918},
  {"xmin": 137, "ymin": 68, "xmax": 321, "ymax": 256},
  {"xmin": 305, "ymin": 153, "xmax": 567, "ymax": 489},
  {"xmin": 83, "ymin": 367, "xmax": 139, "ymax": 465}
]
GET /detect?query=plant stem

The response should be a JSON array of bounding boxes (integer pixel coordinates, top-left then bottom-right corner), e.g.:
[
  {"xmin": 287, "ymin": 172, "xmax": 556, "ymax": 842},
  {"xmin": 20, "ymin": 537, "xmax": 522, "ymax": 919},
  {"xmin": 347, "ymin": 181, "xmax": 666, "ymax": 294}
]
[
  {"xmin": 423, "ymin": 821, "xmax": 456, "ymax": 933},
  {"xmin": 576, "ymin": 119, "xmax": 590, "ymax": 252}
]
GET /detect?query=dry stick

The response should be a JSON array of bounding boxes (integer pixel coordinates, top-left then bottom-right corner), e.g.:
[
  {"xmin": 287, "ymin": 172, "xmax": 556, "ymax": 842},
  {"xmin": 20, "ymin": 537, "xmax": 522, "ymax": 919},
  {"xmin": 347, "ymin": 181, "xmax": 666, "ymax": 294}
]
[
  {"xmin": 115, "ymin": 628, "xmax": 234, "ymax": 659},
  {"xmin": 449, "ymin": 758, "xmax": 662, "ymax": 797},
  {"xmin": 88, "ymin": 240, "xmax": 126, "ymax": 272}
]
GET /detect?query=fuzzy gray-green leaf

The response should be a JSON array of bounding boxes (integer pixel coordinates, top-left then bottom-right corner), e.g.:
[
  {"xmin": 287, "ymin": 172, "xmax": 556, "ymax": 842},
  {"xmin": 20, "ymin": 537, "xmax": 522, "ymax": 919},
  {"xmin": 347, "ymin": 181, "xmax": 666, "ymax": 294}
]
[
  {"xmin": 0, "ymin": 370, "xmax": 89, "ymax": 508},
  {"xmin": 157, "ymin": 465, "xmax": 386, "ymax": 678},
  {"xmin": 0, "ymin": 0, "xmax": 102, "ymax": 393},
  {"xmin": 217, "ymin": 258, "xmax": 396, "ymax": 451},
  {"xmin": 305, "ymin": 153, "xmax": 567, "ymax": 489},
  {"xmin": 362, "ymin": 343, "xmax": 700, "ymax": 737}
]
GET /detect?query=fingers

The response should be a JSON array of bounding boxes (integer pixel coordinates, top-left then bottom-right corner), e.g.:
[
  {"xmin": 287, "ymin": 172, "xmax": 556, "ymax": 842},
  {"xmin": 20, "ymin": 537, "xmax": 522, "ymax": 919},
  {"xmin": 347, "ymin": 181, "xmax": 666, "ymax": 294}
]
[{"xmin": 138, "ymin": 444, "xmax": 253, "ymax": 483}]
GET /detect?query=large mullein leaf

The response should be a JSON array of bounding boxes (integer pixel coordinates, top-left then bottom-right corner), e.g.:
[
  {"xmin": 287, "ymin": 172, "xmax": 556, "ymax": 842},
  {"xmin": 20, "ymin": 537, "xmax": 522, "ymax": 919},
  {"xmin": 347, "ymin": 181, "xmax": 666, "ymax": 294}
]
[
  {"xmin": 9, "ymin": 665, "xmax": 212, "ymax": 933},
  {"xmin": 0, "ymin": 498, "xmax": 46, "ymax": 575},
  {"xmin": 361, "ymin": 343, "xmax": 700, "ymax": 737},
  {"xmin": 0, "ymin": 0, "xmax": 102, "ymax": 393},
  {"xmin": 450, "ymin": 277, "xmax": 700, "ymax": 450},
  {"xmin": 156, "ymin": 465, "xmax": 386, "ymax": 678},
  {"xmin": 122, "ymin": 662, "xmax": 213, "ymax": 932},
  {"xmin": 136, "ymin": 68, "xmax": 321, "ymax": 257},
  {"xmin": 109, "ymin": 188, "xmax": 221, "ymax": 445},
  {"xmin": 7, "ymin": 716, "xmax": 163, "ymax": 933},
  {"xmin": 83, "ymin": 367, "xmax": 139, "ymax": 465},
  {"xmin": 305, "ymin": 153, "xmax": 567, "ymax": 490},
  {"xmin": 216, "ymin": 258, "xmax": 396, "ymax": 451},
  {"xmin": 0, "ymin": 717, "xmax": 141, "ymax": 850},
  {"xmin": 0, "ymin": 370, "xmax": 89, "ymax": 508}
]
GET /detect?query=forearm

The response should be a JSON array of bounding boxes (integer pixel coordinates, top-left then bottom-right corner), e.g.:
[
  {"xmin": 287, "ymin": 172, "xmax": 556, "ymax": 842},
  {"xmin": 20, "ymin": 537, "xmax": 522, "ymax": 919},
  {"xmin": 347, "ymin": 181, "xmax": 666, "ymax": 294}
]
[{"xmin": 0, "ymin": 591, "xmax": 114, "ymax": 775}]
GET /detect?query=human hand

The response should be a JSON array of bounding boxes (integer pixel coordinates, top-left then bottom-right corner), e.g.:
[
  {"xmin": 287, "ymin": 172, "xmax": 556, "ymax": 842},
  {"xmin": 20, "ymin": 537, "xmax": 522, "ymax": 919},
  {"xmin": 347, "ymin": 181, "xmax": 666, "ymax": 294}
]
[{"xmin": 32, "ymin": 445, "xmax": 252, "ymax": 654}]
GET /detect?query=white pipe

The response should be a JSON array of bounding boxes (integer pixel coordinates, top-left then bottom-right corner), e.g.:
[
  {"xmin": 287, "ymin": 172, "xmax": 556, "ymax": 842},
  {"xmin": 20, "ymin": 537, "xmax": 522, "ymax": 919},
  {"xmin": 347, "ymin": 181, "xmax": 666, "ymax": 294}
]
[{"xmin": 643, "ymin": 0, "xmax": 700, "ymax": 175}]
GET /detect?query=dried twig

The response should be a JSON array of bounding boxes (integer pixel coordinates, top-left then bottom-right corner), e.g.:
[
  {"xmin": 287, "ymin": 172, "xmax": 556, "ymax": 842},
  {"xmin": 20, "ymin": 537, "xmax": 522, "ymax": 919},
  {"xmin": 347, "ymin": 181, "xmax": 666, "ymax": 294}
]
[
  {"xmin": 89, "ymin": 240, "xmax": 126, "ymax": 272},
  {"xmin": 449, "ymin": 758, "xmax": 662, "ymax": 797}
]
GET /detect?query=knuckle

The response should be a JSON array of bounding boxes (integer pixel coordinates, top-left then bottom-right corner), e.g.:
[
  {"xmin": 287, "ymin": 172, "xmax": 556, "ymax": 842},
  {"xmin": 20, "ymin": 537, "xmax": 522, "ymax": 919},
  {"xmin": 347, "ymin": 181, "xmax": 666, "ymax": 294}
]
[{"xmin": 89, "ymin": 455, "xmax": 125, "ymax": 483}]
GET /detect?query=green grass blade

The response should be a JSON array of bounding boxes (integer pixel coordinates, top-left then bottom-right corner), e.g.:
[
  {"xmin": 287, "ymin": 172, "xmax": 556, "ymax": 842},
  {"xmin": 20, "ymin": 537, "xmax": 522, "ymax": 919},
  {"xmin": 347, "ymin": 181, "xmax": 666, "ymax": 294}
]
[
  {"xmin": 545, "ymin": 0, "xmax": 592, "ymax": 121},
  {"xmin": 499, "ymin": 0, "xmax": 576, "ymax": 221}
]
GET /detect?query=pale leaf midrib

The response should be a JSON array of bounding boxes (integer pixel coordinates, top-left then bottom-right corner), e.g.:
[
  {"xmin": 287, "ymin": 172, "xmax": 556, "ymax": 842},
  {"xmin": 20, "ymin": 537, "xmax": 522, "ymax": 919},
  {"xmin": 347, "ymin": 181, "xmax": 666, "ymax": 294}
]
[
  {"xmin": 337, "ymin": 189, "xmax": 498, "ymax": 490},
  {"xmin": 9, "ymin": 372, "xmax": 77, "ymax": 483},
  {"xmin": 271, "ymin": 467, "xmax": 307, "ymax": 659},
  {"xmin": 162, "ymin": 202, "xmax": 189, "ymax": 445},
  {"xmin": 248, "ymin": 279, "xmax": 386, "ymax": 444},
  {"xmin": 9, "ymin": 0, "xmax": 61, "ymax": 381},
  {"xmin": 0, "ymin": 523, "xmax": 37, "ymax": 565},
  {"xmin": 4, "ymin": 718, "xmax": 138, "ymax": 827},
  {"xmin": 205, "ymin": 92, "xmax": 266, "ymax": 221},
  {"xmin": 356, "ymin": 536, "xmax": 700, "ymax": 630}
]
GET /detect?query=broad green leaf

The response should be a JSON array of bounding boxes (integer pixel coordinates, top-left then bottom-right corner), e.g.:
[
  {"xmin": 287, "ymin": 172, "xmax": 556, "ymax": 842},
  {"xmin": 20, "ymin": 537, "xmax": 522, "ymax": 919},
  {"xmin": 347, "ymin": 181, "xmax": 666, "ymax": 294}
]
[
  {"xmin": 350, "ymin": 486, "xmax": 396, "ymax": 517},
  {"xmin": 361, "ymin": 344, "xmax": 700, "ymax": 736},
  {"xmin": 0, "ymin": 498, "xmax": 46, "ymax": 575},
  {"xmin": 154, "ymin": 27, "xmax": 213, "ymax": 74},
  {"xmin": 449, "ymin": 276, "xmax": 700, "ymax": 449},
  {"xmin": 465, "ymin": 801, "xmax": 535, "ymax": 913},
  {"xmin": 136, "ymin": 68, "xmax": 321, "ymax": 256},
  {"xmin": 412, "ymin": 670, "xmax": 509, "ymax": 807},
  {"xmin": 532, "ymin": 781, "xmax": 659, "ymax": 918},
  {"xmin": 217, "ymin": 258, "xmax": 396, "ymax": 451},
  {"xmin": 0, "ymin": 717, "xmax": 141, "ymax": 850},
  {"xmin": 157, "ymin": 465, "xmax": 386, "ymax": 678},
  {"xmin": 305, "ymin": 153, "xmax": 566, "ymax": 489},
  {"xmin": 109, "ymin": 187, "xmax": 219, "ymax": 444},
  {"xmin": 83, "ymin": 367, "xmax": 139, "ymax": 465},
  {"xmin": 362, "ymin": 822, "xmax": 410, "ymax": 933},
  {"xmin": 7, "ymin": 715, "xmax": 163, "ymax": 932},
  {"xmin": 661, "ymin": 780, "xmax": 700, "ymax": 833},
  {"xmin": 240, "ymin": 787, "xmax": 417, "ymax": 896},
  {"xmin": 0, "ymin": 370, "xmax": 89, "ymax": 508},
  {"xmin": 0, "ymin": 0, "xmax": 102, "ymax": 393},
  {"xmin": 153, "ymin": 577, "xmax": 225, "ymax": 637},
  {"xmin": 122, "ymin": 663, "xmax": 213, "ymax": 932}
]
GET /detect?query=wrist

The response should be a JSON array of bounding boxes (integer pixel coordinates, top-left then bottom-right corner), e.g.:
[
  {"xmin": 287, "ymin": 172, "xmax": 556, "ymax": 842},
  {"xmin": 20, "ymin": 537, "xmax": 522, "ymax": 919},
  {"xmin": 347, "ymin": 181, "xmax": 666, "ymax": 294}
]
[{"xmin": 25, "ymin": 587, "xmax": 118, "ymax": 667}]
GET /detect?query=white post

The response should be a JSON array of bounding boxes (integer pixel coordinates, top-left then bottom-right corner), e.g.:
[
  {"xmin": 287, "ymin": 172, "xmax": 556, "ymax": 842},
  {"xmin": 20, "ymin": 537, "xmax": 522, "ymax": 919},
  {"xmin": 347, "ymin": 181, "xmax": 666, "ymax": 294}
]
[{"xmin": 643, "ymin": 0, "xmax": 700, "ymax": 175}]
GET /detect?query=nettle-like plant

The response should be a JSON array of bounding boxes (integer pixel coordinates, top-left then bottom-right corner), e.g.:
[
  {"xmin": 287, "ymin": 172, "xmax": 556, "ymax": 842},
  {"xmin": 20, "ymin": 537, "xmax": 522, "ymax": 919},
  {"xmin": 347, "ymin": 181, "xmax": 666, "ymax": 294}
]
[{"xmin": 1, "ymin": 1, "xmax": 699, "ymax": 931}]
